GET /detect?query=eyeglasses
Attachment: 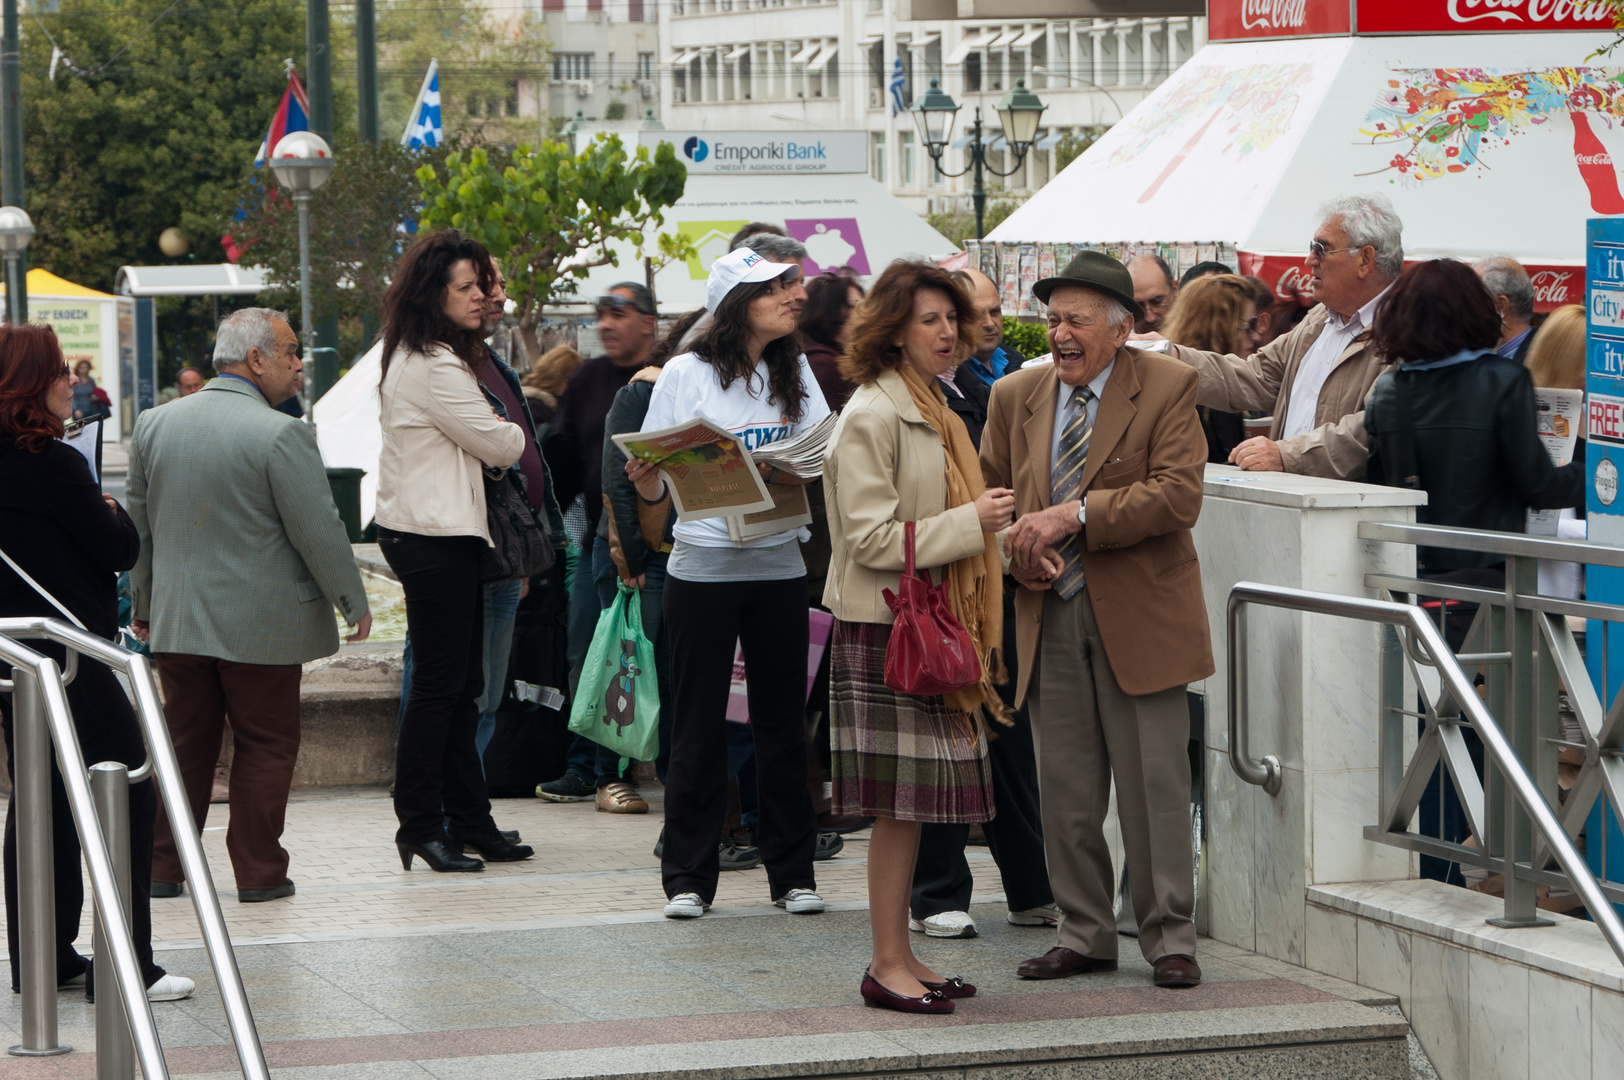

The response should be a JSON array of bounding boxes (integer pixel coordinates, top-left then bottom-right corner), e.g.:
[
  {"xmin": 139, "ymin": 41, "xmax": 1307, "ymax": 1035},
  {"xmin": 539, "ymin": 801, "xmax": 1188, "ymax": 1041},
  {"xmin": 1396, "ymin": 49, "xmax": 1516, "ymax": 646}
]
[
  {"xmin": 1308, "ymin": 239, "xmax": 1362, "ymax": 260},
  {"xmin": 596, "ymin": 294, "xmax": 654, "ymax": 317},
  {"xmin": 1143, "ymin": 293, "xmax": 1172, "ymax": 313},
  {"xmin": 55, "ymin": 363, "xmax": 71, "ymax": 382}
]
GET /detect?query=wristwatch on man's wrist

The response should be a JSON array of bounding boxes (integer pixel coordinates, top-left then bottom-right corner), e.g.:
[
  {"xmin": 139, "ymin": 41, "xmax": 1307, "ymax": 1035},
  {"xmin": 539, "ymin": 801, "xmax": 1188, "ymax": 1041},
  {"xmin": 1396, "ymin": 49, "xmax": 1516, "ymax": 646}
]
[{"xmin": 1075, "ymin": 499, "xmax": 1087, "ymax": 531}]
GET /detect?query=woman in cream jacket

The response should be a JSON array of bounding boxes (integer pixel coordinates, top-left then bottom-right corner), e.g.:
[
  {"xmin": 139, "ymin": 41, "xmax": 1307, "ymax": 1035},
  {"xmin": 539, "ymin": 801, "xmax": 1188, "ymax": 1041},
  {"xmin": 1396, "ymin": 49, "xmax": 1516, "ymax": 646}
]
[
  {"xmin": 823, "ymin": 260, "xmax": 1014, "ymax": 1013},
  {"xmin": 376, "ymin": 230, "xmax": 527, "ymax": 874}
]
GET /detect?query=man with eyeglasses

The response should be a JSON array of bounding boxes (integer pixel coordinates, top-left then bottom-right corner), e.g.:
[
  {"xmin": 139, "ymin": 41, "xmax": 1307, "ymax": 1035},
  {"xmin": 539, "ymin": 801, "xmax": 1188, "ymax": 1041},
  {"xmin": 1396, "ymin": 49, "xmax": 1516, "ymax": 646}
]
[
  {"xmin": 538, "ymin": 283, "xmax": 659, "ymax": 812},
  {"xmin": 1165, "ymin": 193, "xmax": 1403, "ymax": 480},
  {"xmin": 1126, "ymin": 254, "xmax": 1178, "ymax": 336}
]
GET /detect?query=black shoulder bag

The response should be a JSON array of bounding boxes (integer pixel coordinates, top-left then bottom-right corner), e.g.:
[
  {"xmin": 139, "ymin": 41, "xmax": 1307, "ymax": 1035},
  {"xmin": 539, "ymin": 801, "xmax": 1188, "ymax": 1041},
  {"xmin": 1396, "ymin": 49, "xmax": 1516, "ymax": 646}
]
[{"xmin": 481, "ymin": 464, "xmax": 555, "ymax": 583}]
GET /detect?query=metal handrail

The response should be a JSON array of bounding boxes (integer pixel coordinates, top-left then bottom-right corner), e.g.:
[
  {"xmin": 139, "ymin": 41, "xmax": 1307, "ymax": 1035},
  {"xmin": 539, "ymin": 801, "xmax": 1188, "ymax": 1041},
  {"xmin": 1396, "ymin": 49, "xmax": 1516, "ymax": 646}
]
[
  {"xmin": 1225, "ymin": 581, "xmax": 1624, "ymax": 966},
  {"xmin": 0, "ymin": 618, "xmax": 270, "ymax": 1079},
  {"xmin": 1357, "ymin": 519, "xmax": 1624, "ymax": 567}
]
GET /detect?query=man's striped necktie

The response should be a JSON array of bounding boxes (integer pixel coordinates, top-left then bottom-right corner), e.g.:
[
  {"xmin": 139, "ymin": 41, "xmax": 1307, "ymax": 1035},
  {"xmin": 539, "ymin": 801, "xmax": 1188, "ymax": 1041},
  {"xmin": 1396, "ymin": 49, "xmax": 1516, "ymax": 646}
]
[{"xmin": 1049, "ymin": 385, "xmax": 1094, "ymax": 601}]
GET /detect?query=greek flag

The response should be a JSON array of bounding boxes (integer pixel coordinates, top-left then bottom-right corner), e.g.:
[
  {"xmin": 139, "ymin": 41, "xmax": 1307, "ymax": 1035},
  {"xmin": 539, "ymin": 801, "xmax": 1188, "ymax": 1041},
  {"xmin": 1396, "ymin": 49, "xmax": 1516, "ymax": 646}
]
[
  {"xmin": 888, "ymin": 56, "xmax": 906, "ymax": 117},
  {"xmin": 401, "ymin": 59, "xmax": 442, "ymax": 149}
]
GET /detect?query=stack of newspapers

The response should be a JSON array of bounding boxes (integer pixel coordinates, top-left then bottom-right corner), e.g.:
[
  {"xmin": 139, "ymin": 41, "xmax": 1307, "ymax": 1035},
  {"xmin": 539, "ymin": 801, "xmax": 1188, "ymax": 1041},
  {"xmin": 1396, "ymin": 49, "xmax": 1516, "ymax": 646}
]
[{"xmin": 752, "ymin": 413, "xmax": 838, "ymax": 479}]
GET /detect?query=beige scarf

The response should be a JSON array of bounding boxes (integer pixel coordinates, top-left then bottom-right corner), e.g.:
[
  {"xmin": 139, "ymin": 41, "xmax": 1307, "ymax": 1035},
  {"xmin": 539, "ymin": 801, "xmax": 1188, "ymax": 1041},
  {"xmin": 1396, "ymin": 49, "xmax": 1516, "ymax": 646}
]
[{"xmin": 896, "ymin": 363, "xmax": 1012, "ymax": 731}]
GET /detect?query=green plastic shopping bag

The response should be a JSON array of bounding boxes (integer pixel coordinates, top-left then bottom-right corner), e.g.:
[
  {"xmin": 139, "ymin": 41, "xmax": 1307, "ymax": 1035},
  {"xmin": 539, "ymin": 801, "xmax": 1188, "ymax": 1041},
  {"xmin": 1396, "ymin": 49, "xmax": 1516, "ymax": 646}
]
[{"xmin": 568, "ymin": 582, "xmax": 660, "ymax": 769}]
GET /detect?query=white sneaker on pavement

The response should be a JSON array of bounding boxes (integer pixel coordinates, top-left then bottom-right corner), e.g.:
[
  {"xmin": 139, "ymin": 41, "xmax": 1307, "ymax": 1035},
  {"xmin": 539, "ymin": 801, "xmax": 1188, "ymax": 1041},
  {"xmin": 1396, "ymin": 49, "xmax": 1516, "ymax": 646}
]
[
  {"xmin": 909, "ymin": 910, "xmax": 978, "ymax": 938},
  {"xmin": 147, "ymin": 974, "xmax": 195, "ymax": 1002},
  {"xmin": 1008, "ymin": 904, "xmax": 1061, "ymax": 927},
  {"xmin": 663, "ymin": 892, "xmax": 709, "ymax": 919},
  {"xmin": 775, "ymin": 888, "xmax": 825, "ymax": 914}
]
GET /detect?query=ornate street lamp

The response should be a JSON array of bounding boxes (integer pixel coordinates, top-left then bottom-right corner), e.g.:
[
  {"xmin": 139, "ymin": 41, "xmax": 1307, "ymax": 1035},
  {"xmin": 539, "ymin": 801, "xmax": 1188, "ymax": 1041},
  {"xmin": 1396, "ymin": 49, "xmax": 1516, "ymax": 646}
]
[
  {"xmin": 912, "ymin": 77, "xmax": 1047, "ymax": 240},
  {"xmin": 0, "ymin": 204, "xmax": 33, "ymax": 324},
  {"xmin": 269, "ymin": 131, "xmax": 335, "ymax": 421}
]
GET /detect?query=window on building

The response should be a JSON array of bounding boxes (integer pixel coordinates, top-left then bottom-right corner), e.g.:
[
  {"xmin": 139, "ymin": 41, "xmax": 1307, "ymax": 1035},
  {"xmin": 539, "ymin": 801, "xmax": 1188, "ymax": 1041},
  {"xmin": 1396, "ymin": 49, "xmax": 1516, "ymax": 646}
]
[
  {"xmin": 867, "ymin": 41, "xmax": 884, "ymax": 108},
  {"xmin": 989, "ymin": 50, "xmax": 1004, "ymax": 92},
  {"xmin": 1100, "ymin": 32, "xmax": 1118, "ymax": 86},
  {"xmin": 1124, "ymin": 30, "xmax": 1143, "ymax": 85},
  {"xmin": 965, "ymin": 52, "xmax": 981, "ymax": 93},
  {"xmin": 1148, "ymin": 23, "xmax": 1167, "ymax": 84},
  {"xmin": 505, "ymin": 78, "xmax": 519, "ymax": 116},
  {"xmin": 629, "ymin": 0, "xmax": 644, "ymax": 19},
  {"xmin": 674, "ymin": 66, "xmax": 687, "ymax": 102},
  {"xmin": 1175, "ymin": 22, "xmax": 1193, "ymax": 65},
  {"xmin": 1078, "ymin": 29, "xmax": 1094, "ymax": 86},
  {"xmin": 1047, "ymin": 31, "xmax": 1068, "ymax": 90},
  {"xmin": 543, "ymin": 0, "xmax": 563, "ymax": 10},
  {"xmin": 588, "ymin": 0, "xmax": 603, "ymax": 10},
  {"xmin": 901, "ymin": 131, "xmax": 915, "ymax": 186},
  {"xmin": 553, "ymin": 53, "xmax": 593, "ymax": 81},
  {"xmin": 638, "ymin": 52, "xmax": 654, "ymax": 80},
  {"xmin": 871, "ymin": 131, "xmax": 885, "ymax": 183},
  {"xmin": 739, "ymin": 51, "xmax": 752, "ymax": 99},
  {"xmin": 825, "ymin": 56, "xmax": 838, "ymax": 99}
]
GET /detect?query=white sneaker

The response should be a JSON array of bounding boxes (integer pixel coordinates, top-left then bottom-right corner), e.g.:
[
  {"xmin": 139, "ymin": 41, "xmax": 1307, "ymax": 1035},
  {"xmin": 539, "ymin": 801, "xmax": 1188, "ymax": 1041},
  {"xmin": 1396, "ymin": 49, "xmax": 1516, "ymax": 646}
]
[
  {"xmin": 909, "ymin": 910, "xmax": 978, "ymax": 938},
  {"xmin": 775, "ymin": 888, "xmax": 825, "ymax": 914},
  {"xmin": 663, "ymin": 892, "xmax": 709, "ymax": 919},
  {"xmin": 147, "ymin": 974, "xmax": 195, "ymax": 1002},
  {"xmin": 1008, "ymin": 904, "xmax": 1061, "ymax": 927}
]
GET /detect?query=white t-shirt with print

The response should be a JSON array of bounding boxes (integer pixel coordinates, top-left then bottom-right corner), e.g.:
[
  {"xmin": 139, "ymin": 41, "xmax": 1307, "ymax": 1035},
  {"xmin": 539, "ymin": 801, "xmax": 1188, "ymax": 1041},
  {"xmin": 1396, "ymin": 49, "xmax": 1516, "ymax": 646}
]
[{"xmin": 641, "ymin": 350, "xmax": 831, "ymax": 549}]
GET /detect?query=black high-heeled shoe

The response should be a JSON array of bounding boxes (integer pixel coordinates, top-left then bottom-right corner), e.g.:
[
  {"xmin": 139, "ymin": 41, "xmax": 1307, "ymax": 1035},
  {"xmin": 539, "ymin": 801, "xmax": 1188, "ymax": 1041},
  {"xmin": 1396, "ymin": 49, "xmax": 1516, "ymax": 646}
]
[
  {"xmin": 449, "ymin": 827, "xmax": 534, "ymax": 862},
  {"xmin": 397, "ymin": 838, "xmax": 484, "ymax": 872}
]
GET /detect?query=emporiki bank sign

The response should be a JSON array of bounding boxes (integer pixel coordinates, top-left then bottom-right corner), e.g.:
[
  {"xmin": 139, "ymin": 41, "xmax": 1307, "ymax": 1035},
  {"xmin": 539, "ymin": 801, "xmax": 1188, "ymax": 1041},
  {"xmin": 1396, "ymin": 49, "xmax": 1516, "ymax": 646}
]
[{"xmin": 641, "ymin": 131, "xmax": 868, "ymax": 175}]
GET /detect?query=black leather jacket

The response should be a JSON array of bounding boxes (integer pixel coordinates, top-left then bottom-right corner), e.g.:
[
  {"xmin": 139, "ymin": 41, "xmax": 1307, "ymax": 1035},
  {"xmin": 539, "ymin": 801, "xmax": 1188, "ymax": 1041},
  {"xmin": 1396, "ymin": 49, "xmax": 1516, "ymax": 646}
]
[
  {"xmin": 1364, "ymin": 351, "xmax": 1584, "ymax": 573},
  {"xmin": 598, "ymin": 379, "xmax": 660, "ymax": 577}
]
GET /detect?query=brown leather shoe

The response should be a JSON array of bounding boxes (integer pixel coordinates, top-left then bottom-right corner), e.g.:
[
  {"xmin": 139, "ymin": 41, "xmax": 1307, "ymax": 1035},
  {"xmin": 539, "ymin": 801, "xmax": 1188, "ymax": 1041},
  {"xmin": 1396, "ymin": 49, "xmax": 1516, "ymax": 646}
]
[
  {"xmin": 1152, "ymin": 953, "xmax": 1202, "ymax": 988},
  {"xmin": 1016, "ymin": 946, "xmax": 1118, "ymax": 980}
]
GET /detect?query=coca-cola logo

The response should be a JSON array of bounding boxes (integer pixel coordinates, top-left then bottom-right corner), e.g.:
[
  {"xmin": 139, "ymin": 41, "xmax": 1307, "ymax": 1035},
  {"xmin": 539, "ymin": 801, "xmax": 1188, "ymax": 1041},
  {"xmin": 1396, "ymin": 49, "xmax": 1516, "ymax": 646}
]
[
  {"xmin": 1446, "ymin": 0, "xmax": 1611, "ymax": 26},
  {"xmin": 1578, "ymin": 152, "xmax": 1615, "ymax": 166},
  {"xmin": 1531, "ymin": 270, "xmax": 1573, "ymax": 305},
  {"xmin": 1241, "ymin": 0, "xmax": 1308, "ymax": 29},
  {"xmin": 1276, "ymin": 264, "xmax": 1315, "ymax": 300}
]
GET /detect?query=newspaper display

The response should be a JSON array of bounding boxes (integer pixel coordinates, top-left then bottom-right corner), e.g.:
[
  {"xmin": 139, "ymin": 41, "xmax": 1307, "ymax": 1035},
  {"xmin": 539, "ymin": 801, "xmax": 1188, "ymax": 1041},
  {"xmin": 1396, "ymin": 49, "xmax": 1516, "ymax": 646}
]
[
  {"xmin": 1035, "ymin": 243, "xmax": 1056, "ymax": 316},
  {"xmin": 611, "ymin": 418, "xmax": 773, "ymax": 521},
  {"xmin": 750, "ymin": 413, "xmax": 837, "ymax": 479},
  {"xmin": 1018, "ymin": 245, "xmax": 1040, "ymax": 316},
  {"xmin": 1000, "ymin": 246, "xmax": 1021, "ymax": 314},
  {"xmin": 1528, "ymin": 387, "xmax": 1584, "ymax": 535}
]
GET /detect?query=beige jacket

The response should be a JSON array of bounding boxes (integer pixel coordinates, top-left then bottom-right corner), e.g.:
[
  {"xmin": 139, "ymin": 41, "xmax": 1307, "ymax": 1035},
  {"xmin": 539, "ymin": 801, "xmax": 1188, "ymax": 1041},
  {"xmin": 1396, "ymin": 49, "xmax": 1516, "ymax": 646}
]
[
  {"xmin": 1166, "ymin": 303, "xmax": 1390, "ymax": 481},
  {"xmin": 376, "ymin": 345, "xmax": 525, "ymax": 544},
  {"xmin": 822, "ymin": 369, "xmax": 986, "ymax": 624}
]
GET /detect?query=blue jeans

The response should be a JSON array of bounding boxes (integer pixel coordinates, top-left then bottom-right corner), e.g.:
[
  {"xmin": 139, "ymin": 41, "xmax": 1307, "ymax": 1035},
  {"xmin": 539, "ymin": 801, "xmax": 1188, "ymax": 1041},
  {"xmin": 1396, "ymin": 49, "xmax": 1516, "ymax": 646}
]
[{"xmin": 398, "ymin": 578, "xmax": 525, "ymax": 772}]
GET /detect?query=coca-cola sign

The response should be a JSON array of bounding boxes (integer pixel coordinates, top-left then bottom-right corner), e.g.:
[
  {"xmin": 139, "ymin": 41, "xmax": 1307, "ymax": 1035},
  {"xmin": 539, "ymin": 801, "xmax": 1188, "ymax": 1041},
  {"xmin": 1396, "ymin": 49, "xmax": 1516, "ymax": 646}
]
[
  {"xmin": 1209, "ymin": 0, "xmax": 1352, "ymax": 41},
  {"xmin": 1239, "ymin": 253, "xmax": 1582, "ymax": 312},
  {"xmin": 1356, "ymin": 0, "xmax": 1614, "ymax": 34}
]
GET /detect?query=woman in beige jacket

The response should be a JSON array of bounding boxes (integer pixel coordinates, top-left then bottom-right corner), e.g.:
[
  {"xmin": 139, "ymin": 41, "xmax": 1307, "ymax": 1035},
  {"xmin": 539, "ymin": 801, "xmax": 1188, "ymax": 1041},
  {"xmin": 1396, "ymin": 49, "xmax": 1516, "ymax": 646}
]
[
  {"xmin": 823, "ymin": 260, "xmax": 1014, "ymax": 1013},
  {"xmin": 376, "ymin": 230, "xmax": 527, "ymax": 874}
]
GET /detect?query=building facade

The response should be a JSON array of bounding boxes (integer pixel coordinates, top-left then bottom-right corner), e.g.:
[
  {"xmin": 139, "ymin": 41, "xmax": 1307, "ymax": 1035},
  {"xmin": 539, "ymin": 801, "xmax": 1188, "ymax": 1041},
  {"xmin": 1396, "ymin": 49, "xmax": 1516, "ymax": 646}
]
[
  {"xmin": 496, "ymin": 0, "xmax": 662, "ymax": 133},
  {"xmin": 656, "ymin": 1, "xmax": 1206, "ymax": 215}
]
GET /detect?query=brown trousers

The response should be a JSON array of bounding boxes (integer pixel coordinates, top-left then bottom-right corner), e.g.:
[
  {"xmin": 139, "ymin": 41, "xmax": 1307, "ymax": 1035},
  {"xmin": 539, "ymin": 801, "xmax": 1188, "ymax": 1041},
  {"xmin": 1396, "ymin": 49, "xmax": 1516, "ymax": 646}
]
[
  {"xmin": 151, "ymin": 654, "xmax": 302, "ymax": 890},
  {"xmin": 1028, "ymin": 586, "xmax": 1197, "ymax": 963}
]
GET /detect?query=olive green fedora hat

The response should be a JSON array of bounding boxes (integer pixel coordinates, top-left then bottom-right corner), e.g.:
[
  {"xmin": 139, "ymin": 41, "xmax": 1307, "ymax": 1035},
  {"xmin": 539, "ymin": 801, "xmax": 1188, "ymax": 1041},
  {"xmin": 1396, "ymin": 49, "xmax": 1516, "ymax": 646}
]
[{"xmin": 1031, "ymin": 249, "xmax": 1145, "ymax": 321}]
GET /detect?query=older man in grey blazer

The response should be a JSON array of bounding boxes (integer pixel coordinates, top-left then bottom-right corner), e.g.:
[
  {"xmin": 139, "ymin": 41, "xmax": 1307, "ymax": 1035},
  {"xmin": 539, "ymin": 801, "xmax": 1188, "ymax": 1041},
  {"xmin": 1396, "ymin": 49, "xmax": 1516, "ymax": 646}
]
[{"xmin": 129, "ymin": 308, "xmax": 370, "ymax": 902}]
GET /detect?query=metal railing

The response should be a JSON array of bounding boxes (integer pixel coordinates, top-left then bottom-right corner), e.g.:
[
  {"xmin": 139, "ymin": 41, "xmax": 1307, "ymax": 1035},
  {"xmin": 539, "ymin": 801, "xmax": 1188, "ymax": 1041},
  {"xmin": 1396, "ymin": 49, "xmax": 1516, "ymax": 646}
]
[
  {"xmin": 1226, "ymin": 562, "xmax": 1624, "ymax": 966},
  {"xmin": 0, "ymin": 618, "xmax": 269, "ymax": 1079}
]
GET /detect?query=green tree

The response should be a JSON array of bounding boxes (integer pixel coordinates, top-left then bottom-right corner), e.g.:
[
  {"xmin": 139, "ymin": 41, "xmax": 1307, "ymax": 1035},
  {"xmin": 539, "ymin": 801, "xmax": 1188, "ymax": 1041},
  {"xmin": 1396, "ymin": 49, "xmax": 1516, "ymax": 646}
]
[
  {"xmin": 20, "ymin": 0, "xmax": 317, "ymax": 290},
  {"xmin": 1053, "ymin": 126, "xmax": 1108, "ymax": 173},
  {"xmin": 417, "ymin": 134, "xmax": 689, "ymax": 361},
  {"xmin": 926, "ymin": 196, "xmax": 1024, "ymax": 250}
]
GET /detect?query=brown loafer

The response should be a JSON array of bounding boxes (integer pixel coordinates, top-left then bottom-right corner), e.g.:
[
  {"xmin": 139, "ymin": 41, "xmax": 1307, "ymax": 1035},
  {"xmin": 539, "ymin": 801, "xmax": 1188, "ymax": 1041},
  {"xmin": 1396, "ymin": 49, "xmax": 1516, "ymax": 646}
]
[
  {"xmin": 1152, "ymin": 953, "xmax": 1202, "ymax": 988},
  {"xmin": 1016, "ymin": 946, "xmax": 1118, "ymax": 980}
]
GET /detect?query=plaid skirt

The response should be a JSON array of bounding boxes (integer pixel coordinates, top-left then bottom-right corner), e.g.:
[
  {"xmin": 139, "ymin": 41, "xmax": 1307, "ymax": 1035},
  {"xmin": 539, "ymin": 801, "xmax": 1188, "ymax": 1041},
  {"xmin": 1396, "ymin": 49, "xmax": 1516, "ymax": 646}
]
[{"xmin": 829, "ymin": 619, "xmax": 995, "ymax": 824}]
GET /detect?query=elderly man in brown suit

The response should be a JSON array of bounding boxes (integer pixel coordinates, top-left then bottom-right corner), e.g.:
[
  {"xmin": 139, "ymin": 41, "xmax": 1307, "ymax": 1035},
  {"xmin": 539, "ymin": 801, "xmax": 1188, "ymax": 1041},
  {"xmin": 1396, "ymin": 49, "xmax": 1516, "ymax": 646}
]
[
  {"xmin": 1165, "ymin": 192, "xmax": 1402, "ymax": 480},
  {"xmin": 981, "ymin": 250, "xmax": 1213, "ymax": 989}
]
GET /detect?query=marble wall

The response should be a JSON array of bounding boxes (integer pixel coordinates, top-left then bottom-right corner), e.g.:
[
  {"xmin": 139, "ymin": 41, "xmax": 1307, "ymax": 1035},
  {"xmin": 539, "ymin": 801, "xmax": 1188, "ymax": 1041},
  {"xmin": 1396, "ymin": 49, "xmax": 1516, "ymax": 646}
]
[{"xmin": 1191, "ymin": 467, "xmax": 1425, "ymax": 965}]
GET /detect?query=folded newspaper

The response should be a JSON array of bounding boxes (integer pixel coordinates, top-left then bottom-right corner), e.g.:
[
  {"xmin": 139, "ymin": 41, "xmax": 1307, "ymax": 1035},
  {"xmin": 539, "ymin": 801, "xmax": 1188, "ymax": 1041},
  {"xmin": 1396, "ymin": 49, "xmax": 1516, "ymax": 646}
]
[
  {"xmin": 750, "ymin": 413, "xmax": 838, "ymax": 479},
  {"xmin": 611, "ymin": 418, "xmax": 774, "ymax": 521}
]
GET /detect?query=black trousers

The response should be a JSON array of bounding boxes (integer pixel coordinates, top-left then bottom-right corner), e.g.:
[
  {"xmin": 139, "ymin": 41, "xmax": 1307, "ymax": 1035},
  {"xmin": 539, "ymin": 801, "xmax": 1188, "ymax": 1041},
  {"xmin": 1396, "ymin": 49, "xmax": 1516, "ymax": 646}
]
[
  {"xmin": 662, "ymin": 574, "xmax": 816, "ymax": 902},
  {"xmin": 2, "ymin": 649, "xmax": 165, "ymax": 992},
  {"xmin": 912, "ymin": 585, "xmax": 1053, "ymax": 918},
  {"xmin": 379, "ymin": 528, "xmax": 496, "ymax": 845}
]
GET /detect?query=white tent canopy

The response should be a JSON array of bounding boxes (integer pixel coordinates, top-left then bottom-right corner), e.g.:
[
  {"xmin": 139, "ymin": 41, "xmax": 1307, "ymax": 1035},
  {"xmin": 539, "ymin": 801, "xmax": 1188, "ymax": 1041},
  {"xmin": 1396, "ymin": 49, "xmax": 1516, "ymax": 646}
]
[
  {"xmin": 312, "ymin": 341, "xmax": 384, "ymax": 527},
  {"xmin": 565, "ymin": 172, "xmax": 957, "ymax": 312},
  {"xmin": 988, "ymin": 31, "xmax": 1617, "ymax": 281}
]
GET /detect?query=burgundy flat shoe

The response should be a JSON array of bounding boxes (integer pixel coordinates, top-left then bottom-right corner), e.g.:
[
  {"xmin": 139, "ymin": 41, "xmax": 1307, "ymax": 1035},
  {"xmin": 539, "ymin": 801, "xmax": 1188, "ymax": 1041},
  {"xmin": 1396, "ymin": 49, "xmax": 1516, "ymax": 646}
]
[
  {"xmin": 921, "ymin": 975, "xmax": 976, "ymax": 999},
  {"xmin": 860, "ymin": 971, "xmax": 954, "ymax": 1013}
]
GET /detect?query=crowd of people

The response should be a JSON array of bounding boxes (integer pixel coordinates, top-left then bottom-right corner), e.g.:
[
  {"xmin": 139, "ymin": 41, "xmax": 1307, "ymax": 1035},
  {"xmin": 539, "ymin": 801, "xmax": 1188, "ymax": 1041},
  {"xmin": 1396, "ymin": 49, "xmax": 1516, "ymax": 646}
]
[{"xmin": 0, "ymin": 188, "xmax": 1588, "ymax": 1015}]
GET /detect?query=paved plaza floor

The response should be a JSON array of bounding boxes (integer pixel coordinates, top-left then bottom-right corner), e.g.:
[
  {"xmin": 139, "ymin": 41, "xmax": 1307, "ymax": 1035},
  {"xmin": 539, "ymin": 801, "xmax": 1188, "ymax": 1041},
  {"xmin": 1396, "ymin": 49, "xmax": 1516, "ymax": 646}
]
[{"xmin": 0, "ymin": 786, "xmax": 1410, "ymax": 1079}]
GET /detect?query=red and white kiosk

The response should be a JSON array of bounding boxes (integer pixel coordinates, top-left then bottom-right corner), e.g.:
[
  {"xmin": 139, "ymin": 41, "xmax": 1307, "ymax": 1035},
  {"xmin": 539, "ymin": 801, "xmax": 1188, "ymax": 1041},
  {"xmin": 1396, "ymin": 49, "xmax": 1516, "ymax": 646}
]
[{"xmin": 979, "ymin": 0, "xmax": 1617, "ymax": 311}]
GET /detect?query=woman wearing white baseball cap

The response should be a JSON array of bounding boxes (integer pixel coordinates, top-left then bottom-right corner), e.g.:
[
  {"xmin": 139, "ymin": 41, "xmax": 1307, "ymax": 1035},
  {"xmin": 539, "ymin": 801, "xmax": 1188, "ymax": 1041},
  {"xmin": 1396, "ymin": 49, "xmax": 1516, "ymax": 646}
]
[{"xmin": 627, "ymin": 246, "xmax": 831, "ymax": 920}]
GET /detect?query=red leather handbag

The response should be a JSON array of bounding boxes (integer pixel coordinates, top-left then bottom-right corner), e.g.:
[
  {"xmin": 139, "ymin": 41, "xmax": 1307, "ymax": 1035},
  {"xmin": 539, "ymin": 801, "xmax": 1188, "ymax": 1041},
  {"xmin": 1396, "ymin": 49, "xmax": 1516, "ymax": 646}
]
[{"xmin": 881, "ymin": 521, "xmax": 983, "ymax": 697}]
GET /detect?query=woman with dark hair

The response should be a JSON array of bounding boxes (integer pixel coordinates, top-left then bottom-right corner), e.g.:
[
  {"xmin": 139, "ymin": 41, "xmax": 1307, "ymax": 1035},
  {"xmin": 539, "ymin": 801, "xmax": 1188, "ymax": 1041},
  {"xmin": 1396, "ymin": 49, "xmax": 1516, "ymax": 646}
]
[
  {"xmin": 0, "ymin": 325, "xmax": 192, "ymax": 1002},
  {"xmin": 799, "ymin": 272, "xmax": 865, "ymax": 411},
  {"xmin": 1365, "ymin": 259, "xmax": 1582, "ymax": 568},
  {"xmin": 376, "ymin": 229, "xmax": 532, "ymax": 873},
  {"xmin": 1160, "ymin": 274, "xmax": 1255, "ymax": 463},
  {"xmin": 630, "ymin": 248, "xmax": 831, "ymax": 919},
  {"xmin": 1364, "ymin": 259, "xmax": 1582, "ymax": 886},
  {"xmin": 822, "ymin": 261, "xmax": 1014, "ymax": 1013}
]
